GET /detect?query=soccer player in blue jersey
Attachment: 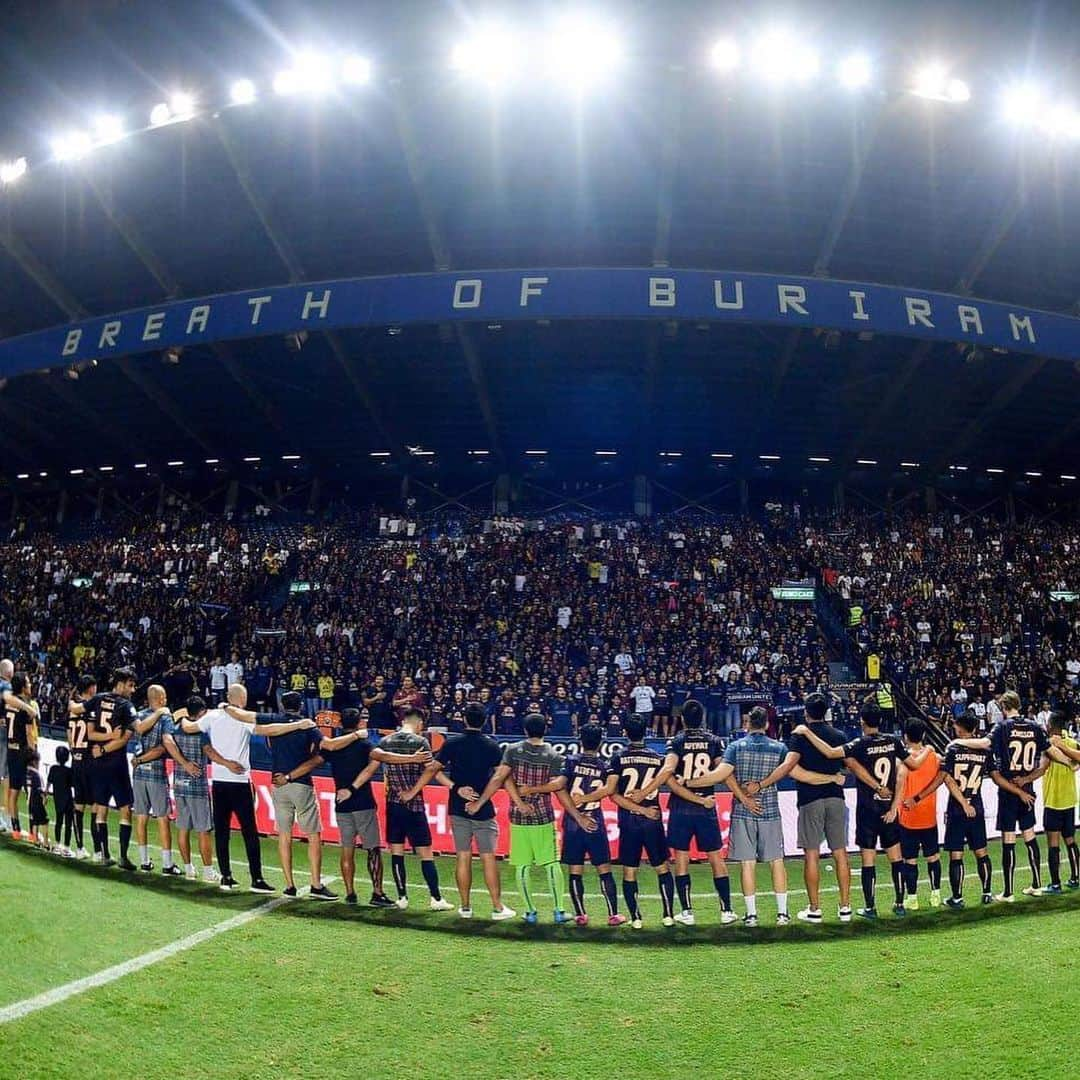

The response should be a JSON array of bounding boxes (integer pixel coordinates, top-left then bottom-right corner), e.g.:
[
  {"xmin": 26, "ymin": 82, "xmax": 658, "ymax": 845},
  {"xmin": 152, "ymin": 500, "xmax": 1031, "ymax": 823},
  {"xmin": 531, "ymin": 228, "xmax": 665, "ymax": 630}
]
[
  {"xmin": 548, "ymin": 724, "xmax": 625, "ymax": 926},
  {"xmin": 635, "ymin": 700, "xmax": 735, "ymax": 925},
  {"xmin": 587, "ymin": 716, "xmax": 676, "ymax": 928}
]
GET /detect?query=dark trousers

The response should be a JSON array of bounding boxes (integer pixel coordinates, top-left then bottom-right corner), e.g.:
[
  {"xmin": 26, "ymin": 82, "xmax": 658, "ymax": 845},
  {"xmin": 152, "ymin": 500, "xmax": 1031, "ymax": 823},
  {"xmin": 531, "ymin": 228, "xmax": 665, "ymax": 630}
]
[{"xmin": 212, "ymin": 781, "xmax": 262, "ymax": 881}]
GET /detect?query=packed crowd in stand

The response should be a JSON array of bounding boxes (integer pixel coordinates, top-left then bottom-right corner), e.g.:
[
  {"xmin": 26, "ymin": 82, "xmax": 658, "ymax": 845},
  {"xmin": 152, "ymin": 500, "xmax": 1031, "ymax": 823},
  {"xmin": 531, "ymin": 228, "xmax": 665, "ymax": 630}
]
[{"xmin": 0, "ymin": 506, "xmax": 1077, "ymax": 740}]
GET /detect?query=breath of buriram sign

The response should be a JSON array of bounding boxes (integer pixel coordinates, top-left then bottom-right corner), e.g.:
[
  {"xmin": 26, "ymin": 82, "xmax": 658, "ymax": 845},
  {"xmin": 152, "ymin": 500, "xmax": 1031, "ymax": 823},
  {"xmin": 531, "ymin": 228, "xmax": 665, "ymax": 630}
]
[{"xmin": 0, "ymin": 268, "xmax": 1077, "ymax": 377}]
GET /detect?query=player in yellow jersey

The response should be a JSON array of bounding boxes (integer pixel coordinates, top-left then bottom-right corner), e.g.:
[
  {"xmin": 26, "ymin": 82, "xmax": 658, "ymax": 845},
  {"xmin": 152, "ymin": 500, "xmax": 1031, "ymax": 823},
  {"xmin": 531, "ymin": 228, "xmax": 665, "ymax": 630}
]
[{"xmin": 1044, "ymin": 713, "xmax": 1080, "ymax": 892}]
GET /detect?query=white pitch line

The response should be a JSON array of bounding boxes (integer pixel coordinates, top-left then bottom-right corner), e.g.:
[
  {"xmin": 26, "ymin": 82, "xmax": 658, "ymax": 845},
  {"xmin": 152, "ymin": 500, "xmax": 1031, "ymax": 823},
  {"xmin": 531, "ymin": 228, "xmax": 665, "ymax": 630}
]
[{"xmin": 0, "ymin": 878, "xmax": 335, "ymax": 1025}]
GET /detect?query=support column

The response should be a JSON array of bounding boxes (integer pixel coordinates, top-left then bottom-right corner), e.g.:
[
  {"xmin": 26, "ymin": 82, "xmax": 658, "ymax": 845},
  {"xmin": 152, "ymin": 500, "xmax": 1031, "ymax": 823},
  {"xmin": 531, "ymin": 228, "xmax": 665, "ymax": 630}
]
[
  {"xmin": 494, "ymin": 473, "xmax": 511, "ymax": 516},
  {"xmin": 833, "ymin": 480, "xmax": 845, "ymax": 513},
  {"xmin": 225, "ymin": 480, "xmax": 239, "ymax": 516},
  {"xmin": 738, "ymin": 477, "xmax": 749, "ymax": 514},
  {"xmin": 633, "ymin": 474, "xmax": 652, "ymax": 518},
  {"xmin": 94, "ymin": 486, "xmax": 105, "ymax": 522},
  {"xmin": 56, "ymin": 489, "xmax": 68, "ymax": 526},
  {"xmin": 924, "ymin": 485, "xmax": 936, "ymax": 514},
  {"xmin": 156, "ymin": 482, "xmax": 166, "ymax": 519},
  {"xmin": 1005, "ymin": 490, "xmax": 1017, "ymax": 525}
]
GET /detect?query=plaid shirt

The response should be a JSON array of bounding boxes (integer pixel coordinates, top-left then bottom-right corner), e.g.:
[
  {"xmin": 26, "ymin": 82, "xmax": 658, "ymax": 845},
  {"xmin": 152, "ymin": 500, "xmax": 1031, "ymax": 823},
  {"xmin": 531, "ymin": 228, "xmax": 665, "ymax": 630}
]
[
  {"xmin": 722, "ymin": 733, "xmax": 787, "ymax": 821},
  {"xmin": 380, "ymin": 729, "xmax": 429, "ymax": 813},
  {"xmin": 502, "ymin": 741, "xmax": 564, "ymax": 825},
  {"xmin": 171, "ymin": 728, "xmax": 210, "ymax": 800}
]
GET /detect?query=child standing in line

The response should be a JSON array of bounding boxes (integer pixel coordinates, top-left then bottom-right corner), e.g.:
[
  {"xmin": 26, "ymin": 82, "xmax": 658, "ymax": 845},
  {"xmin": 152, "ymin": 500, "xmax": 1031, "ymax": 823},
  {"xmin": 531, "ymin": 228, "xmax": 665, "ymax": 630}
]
[
  {"xmin": 26, "ymin": 751, "xmax": 50, "ymax": 849},
  {"xmin": 48, "ymin": 746, "xmax": 76, "ymax": 857}
]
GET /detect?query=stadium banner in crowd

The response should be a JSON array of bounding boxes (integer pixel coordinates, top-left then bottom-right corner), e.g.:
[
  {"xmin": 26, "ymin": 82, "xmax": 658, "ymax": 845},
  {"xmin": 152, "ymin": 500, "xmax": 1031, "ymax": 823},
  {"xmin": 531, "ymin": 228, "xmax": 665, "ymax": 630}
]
[
  {"xmin": 5, "ymin": 267, "xmax": 1080, "ymax": 377},
  {"xmin": 34, "ymin": 736, "xmax": 1060, "ymax": 859}
]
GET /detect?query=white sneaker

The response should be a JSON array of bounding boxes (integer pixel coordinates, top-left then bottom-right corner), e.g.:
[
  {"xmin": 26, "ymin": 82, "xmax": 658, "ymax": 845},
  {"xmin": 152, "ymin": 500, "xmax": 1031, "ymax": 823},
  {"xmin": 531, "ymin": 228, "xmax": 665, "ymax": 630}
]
[
  {"xmin": 674, "ymin": 910, "xmax": 696, "ymax": 926},
  {"xmin": 993, "ymin": 893, "xmax": 1016, "ymax": 904},
  {"xmin": 76, "ymin": 848, "xmax": 91, "ymax": 860},
  {"xmin": 930, "ymin": 889, "xmax": 942, "ymax": 908},
  {"xmin": 491, "ymin": 906, "xmax": 516, "ymax": 921},
  {"xmin": 635, "ymin": 917, "xmax": 648, "ymax": 929},
  {"xmin": 660, "ymin": 916, "xmax": 673, "ymax": 928},
  {"xmin": 202, "ymin": 867, "xmax": 221, "ymax": 884},
  {"xmin": 797, "ymin": 907, "xmax": 823, "ymax": 923},
  {"xmin": 1021, "ymin": 886, "xmax": 1043, "ymax": 897},
  {"xmin": 395, "ymin": 896, "xmax": 410, "ymax": 910},
  {"xmin": 720, "ymin": 910, "xmax": 738, "ymax": 925},
  {"xmin": 93, "ymin": 851, "xmax": 104, "ymax": 864},
  {"xmin": 186, "ymin": 866, "xmax": 198, "ymax": 880},
  {"xmin": 838, "ymin": 906, "xmax": 853, "ymax": 923},
  {"xmin": 776, "ymin": 912, "xmax": 791, "ymax": 925},
  {"xmin": 458, "ymin": 907, "xmax": 473, "ymax": 919},
  {"xmin": 430, "ymin": 897, "xmax": 454, "ymax": 912},
  {"xmin": 60, "ymin": 846, "xmax": 76, "ymax": 859}
]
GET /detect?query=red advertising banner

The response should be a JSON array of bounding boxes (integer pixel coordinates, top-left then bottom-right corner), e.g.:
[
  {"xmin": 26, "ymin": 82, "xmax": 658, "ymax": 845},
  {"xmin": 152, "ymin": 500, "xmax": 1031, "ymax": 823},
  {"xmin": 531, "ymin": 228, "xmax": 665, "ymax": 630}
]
[{"xmin": 249, "ymin": 769, "xmax": 732, "ymax": 859}]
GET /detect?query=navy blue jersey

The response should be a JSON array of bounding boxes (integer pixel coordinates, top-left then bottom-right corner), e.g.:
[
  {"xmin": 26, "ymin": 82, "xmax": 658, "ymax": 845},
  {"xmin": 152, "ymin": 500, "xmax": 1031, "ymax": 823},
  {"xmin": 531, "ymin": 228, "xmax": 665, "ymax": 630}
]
[
  {"xmin": 561, "ymin": 752, "xmax": 608, "ymax": 820},
  {"xmin": 666, "ymin": 729, "xmax": 724, "ymax": 814},
  {"xmin": 843, "ymin": 733, "xmax": 909, "ymax": 811},
  {"xmin": 991, "ymin": 718, "xmax": 1049, "ymax": 782},
  {"xmin": 85, "ymin": 692, "xmax": 136, "ymax": 761},
  {"xmin": 942, "ymin": 744, "xmax": 993, "ymax": 804},
  {"xmin": 607, "ymin": 745, "xmax": 664, "ymax": 813}
]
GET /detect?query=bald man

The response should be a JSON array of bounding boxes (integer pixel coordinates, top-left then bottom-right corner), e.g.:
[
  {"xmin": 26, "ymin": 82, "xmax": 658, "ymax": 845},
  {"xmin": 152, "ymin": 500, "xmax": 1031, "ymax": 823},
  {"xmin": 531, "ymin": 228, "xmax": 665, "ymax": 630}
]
[
  {"xmin": 130, "ymin": 684, "xmax": 179, "ymax": 874},
  {"xmin": 0, "ymin": 658, "xmax": 13, "ymax": 832}
]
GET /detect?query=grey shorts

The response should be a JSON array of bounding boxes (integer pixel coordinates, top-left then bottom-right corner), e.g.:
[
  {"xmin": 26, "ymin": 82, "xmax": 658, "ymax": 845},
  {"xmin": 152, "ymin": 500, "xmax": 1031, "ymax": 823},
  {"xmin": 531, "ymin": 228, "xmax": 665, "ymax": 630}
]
[
  {"xmin": 175, "ymin": 795, "xmax": 212, "ymax": 833},
  {"xmin": 797, "ymin": 797, "xmax": 847, "ymax": 852},
  {"xmin": 450, "ymin": 815, "xmax": 498, "ymax": 854},
  {"xmin": 132, "ymin": 776, "xmax": 170, "ymax": 818},
  {"xmin": 0, "ymin": 735, "xmax": 7, "ymax": 781},
  {"xmin": 728, "ymin": 815, "xmax": 785, "ymax": 863},
  {"xmin": 272, "ymin": 781, "xmax": 322, "ymax": 835},
  {"xmin": 338, "ymin": 809, "xmax": 381, "ymax": 849}
]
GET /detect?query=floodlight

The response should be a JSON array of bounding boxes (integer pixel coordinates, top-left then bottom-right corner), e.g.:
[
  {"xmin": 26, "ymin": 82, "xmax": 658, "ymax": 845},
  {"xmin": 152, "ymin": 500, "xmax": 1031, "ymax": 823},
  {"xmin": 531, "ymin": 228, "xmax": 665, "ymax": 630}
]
[
  {"xmin": 149, "ymin": 102, "xmax": 171, "ymax": 127},
  {"xmin": 93, "ymin": 114, "xmax": 125, "ymax": 144},
  {"xmin": 341, "ymin": 55, "xmax": 372, "ymax": 85},
  {"xmin": 452, "ymin": 27, "xmax": 521, "ymax": 85},
  {"xmin": 837, "ymin": 53, "xmax": 872, "ymax": 90},
  {"xmin": 750, "ymin": 31, "xmax": 819, "ymax": 83},
  {"xmin": 1040, "ymin": 103, "xmax": 1080, "ymax": 138},
  {"xmin": 273, "ymin": 70, "xmax": 298, "ymax": 96},
  {"xmin": 709, "ymin": 38, "xmax": 740, "ymax": 73},
  {"xmin": 542, "ymin": 15, "xmax": 622, "ymax": 91},
  {"xmin": 0, "ymin": 157, "xmax": 27, "ymax": 185},
  {"xmin": 1001, "ymin": 82, "xmax": 1042, "ymax": 125},
  {"xmin": 946, "ymin": 78, "xmax": 970, "ymax": 103},
  {"xmin": 230, "ymin": 79, "xmax": 257, "ymax": 105},
  {"xmin": 169, "ymin": 92, "xmax": 195, "ymax": 119}
]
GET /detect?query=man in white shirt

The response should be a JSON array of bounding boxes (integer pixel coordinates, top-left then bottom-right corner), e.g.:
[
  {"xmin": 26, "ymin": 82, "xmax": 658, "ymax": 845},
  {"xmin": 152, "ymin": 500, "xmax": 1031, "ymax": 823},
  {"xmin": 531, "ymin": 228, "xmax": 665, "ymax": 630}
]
[
  {"xmin": 630, "ymin": 680, "xmax": 656, "ymax": 722},
  {"xmin": 180, "ymin": 684, "xmax": 315, "ymax": 894},
  {"xmin": 209, "ymin": 658, "xmax": 227, "ymax": 701},
  {"xmin": 614, "ymin": 648, "xmax": 634, "ymax": 675},
  {"xmin": 557, "ymin": 606, "xmax": 572, "ymax": 630},
  {"xmin": 224, "ymin": 651, "xmax": 244, "ymax": 687}
]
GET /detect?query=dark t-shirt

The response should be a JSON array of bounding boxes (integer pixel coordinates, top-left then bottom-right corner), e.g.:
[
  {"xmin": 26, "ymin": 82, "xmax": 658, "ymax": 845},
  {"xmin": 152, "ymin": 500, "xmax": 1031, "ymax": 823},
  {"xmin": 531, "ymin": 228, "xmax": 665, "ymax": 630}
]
[
  {"xmin": 258, "ymin": 713, "xmax": 322, "ymax": 784},
  {"xmin": 666, "ymin": 729, "xmax": 724, "ymax": 815},
  {"xmin": 842, "ymin": 732, "xmax": 909, "ymax": 812},
  {"xmin": 322, "ymin": 737, "xmax": 375, "ymax": 812},
  {"xmin": 790, "ymin": 721, "xmax": 847, "ymax": 805},
  {"xmin": 86, "ymin": 692, "xmax": 136, "ymax": 760},
  {"xmin": 991, "ymin": 718, "xmax": 1049, "ymax": 783},
  {"xmin": 437, "ymin": 730, "xmax": 503, "ymax": 819}
]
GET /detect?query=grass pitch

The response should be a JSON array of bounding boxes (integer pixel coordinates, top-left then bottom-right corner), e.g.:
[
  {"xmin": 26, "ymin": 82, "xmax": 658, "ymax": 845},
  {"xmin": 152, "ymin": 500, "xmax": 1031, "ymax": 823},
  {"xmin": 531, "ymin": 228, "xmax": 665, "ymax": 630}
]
[{"xmin": 1, "ymin": 833, "xmax": 1076, "ymax": 1079}]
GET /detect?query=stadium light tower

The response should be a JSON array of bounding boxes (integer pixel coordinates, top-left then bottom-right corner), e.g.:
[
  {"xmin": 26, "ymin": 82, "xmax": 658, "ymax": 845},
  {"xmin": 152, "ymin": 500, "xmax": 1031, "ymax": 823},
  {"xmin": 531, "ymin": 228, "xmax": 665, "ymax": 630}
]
[
  {"xmin": 0, "ymin": 157, "xmax": 27, "ymax": 185},
  {"xmin": 912, "ymin": 63, "xmax": 969, "ymax": 103},
  {"xmin": 52, "ymin": 131, "xmax": 92, "ymax": 162},
  {"xmin": 750, "ymin": 31, "xmax": 819, "ymax": 84},
  {"xmin": 230, "ymin": 78, "xmax": 257, "ymax": 105},
  {"xmin": 149, "ymin": 102, "xmax": 171, "ymax": 127},
  {"xmin": 451, "ymin": 25, "xmax": 521, "ymax": 85},
  {"xmin": 1001, "ymin": 82, "xmax": 1042, "ymax": 125},
  {"xmin": 340, "ymin": 54, "xmax": 372, "ymax": 86},
  {"xmin": 542, "ymin": 15, "xmax": 623, "ymax": 92},
  {"xmin": 169, "ymin": 91, "xmax": 196, "ymax": 119},
  {"xmin": 275, "ymin": 50, "xmax": 335, "ymax": 96},
  {"xmin": 93, "ymin": 114, "xmax": 125, "ymax": 144}
]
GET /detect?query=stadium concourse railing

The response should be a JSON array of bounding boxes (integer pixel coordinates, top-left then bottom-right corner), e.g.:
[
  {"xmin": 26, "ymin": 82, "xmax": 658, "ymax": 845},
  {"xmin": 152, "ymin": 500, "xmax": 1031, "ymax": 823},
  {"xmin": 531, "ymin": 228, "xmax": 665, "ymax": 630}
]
[{"xmin": 814, "ymin": 583, "xmax": 949, "ymax": 753}]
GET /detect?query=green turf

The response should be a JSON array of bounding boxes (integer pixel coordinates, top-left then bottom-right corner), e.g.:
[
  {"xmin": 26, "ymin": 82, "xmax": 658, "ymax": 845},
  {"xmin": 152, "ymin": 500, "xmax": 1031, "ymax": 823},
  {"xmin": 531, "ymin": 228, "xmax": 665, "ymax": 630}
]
[{"xmin": 2, "ymin": 834, "xmax": 1078, "ymax": 1079}]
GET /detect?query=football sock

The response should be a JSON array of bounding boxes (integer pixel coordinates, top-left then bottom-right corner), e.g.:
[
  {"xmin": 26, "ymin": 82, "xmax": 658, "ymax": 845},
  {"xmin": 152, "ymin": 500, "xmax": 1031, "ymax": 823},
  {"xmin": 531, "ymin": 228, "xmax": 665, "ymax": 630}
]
[
  {"xmin": 949, "ymin": 859, "xmax": 964, "ymax": 899},
  {"xmin": 54, "ymin": 819, "xmax": 63, "ymax": 845},
  {"xmin": 904, "ymin": 863, "xmax": 918, "ymax": 896},
  {"xmin": 138, "ymin": 845, "xmax": 149, "ymax": 865},
  {"xmin": 1049, "ymin": 845, "xmax": 1061, "ymax": 887},
  {"xmin": 421, "ymin": 859, "xmax": 441, "ymax": 900},
  {"xmin": 599, "ymin": 871, "xmax": 618, "ymax": 916},
  {"xmin": 367, "ymin": 848, "xmax": 384, "ymax": 894},
  {"xmin": 775, "ymin": 891, "xmax": 788, "ymax": 916},
  {"xmin": 392, "ymin": 854, "xmax": 407, "ymax": 898},
  {"xmin": 545, "ymin": 862, "xmax": 565, "ymax": 910},
  {"xmin": 1025, "ymin": 839, "xmax": 1041, "ymax": 889},
  {"xmin": 74, "ymin": 810, "xmax": 85, "ymax": 850},
  {"xmin": 861, "ymin": 866, "xmax": 876, "ymax": 907},
  {"xmin": 1001, "ymin": 842, "xmax": 1016, "ymax": 896},
  {"xmin": 162, "ymin": 849, "xmax": 173, "ymax": 869},
  {"xmin": 1068, "ymin": 841, "xmax": 1079, "ymax": 881},
  {"xmin": 745, "ymin": 893, "xmax": 757, "ymax": 917},
  {"xmin": 517, "ymin": 865, "xmax": 535, "ymax": 913},
  {"xmin": 11, "ymin": 815, "xmax": 19, "ymax": 833},
  {"xmin": 657, "ymin": 871, "xmax": 675, "ymax": 918},
  {"xmin": 622, "ymin": 879, "xmax": 640, "ymax": 919},
  {"xmin": 713, "ymin": 875, "xmax": 732, "ymax": 912},
  {"xmin": 569, "ymin": 873, "xmax": 586, "ymax": 916},
  {"xmin": 676, "ymin": 873, "xmax": 692, "ymax": 911},
  {"xmin": 928, "ymin": 860, "xmax": 942, "ymax": 891},
  {"xmin": 119, "ymin": 823, "xmax": 132, "ymax": 862},
  {"xmin": 98, "ymin": 821, "xmax": 110, "ymax": 858},
  {"xmin": 977, "ymin": 854, "xmax": 993, "ymax": 896},
  {"xmin": 890, "ymin": 860, "xmax": 905, "ymax": 905}
]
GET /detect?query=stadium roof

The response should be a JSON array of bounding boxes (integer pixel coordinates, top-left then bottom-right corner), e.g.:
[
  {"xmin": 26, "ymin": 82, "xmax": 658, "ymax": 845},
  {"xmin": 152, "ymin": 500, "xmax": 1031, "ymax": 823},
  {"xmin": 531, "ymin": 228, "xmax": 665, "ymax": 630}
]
[{"xmin": 0, "ymin": 0, "xmax": 1078, "ymax": 495}]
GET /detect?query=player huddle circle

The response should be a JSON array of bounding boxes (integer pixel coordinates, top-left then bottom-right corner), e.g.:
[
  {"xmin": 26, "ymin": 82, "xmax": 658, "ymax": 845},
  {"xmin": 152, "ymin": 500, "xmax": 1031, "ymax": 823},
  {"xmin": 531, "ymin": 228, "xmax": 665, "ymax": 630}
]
[{"xmin": 5, "ymin": 668, "xmax": 1079, "ymax": 929}]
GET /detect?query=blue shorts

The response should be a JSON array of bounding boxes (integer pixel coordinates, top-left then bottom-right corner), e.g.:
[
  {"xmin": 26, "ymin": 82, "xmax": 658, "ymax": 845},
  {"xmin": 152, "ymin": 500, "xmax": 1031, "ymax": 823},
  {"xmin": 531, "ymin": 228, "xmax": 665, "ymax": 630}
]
[
  {"xmin": 386, "ymin": 803, "xmax": 432, "ymax": 849},
  {"xmin": 561, "ymin": 818, "xmax": 612, "ymax": 866},
  {"xmin": 666, "ymin": 811, "xmax": 723, "ymax": 853},
  {"xmin": 91, "ymin": 754, "xmax": 134, "ymax": 809},
  {"xmin": 944, "ymin": 806, "xmax": 988, "ymax": 852},
  {"xmin": 617, "ymin": 816, "xmax": 669, "ymax": 868}
]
